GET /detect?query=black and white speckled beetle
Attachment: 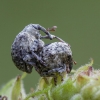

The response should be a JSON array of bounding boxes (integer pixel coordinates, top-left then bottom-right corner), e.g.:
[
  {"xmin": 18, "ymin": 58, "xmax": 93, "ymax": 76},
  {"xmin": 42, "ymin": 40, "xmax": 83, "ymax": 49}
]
[
  {"xmin": 35, "ymin": 41, "xmax": 73, "ymax": 85},
  {"xmin": 11, "ymin": 24, "xmax": 57, "ymax": 73}
]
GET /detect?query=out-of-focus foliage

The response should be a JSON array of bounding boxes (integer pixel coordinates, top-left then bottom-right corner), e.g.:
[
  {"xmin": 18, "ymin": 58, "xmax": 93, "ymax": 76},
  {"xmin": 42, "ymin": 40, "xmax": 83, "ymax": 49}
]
[{"xmin": 1, "ymin": 60, "xmax": 100, "ymax": 100}]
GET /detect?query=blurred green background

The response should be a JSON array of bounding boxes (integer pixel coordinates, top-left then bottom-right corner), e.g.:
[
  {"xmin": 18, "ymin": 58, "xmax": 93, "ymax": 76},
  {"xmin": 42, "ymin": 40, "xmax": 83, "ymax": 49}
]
[{"xmin": 0, "ymin": 1, "xmax": 100, "ymax": 92}]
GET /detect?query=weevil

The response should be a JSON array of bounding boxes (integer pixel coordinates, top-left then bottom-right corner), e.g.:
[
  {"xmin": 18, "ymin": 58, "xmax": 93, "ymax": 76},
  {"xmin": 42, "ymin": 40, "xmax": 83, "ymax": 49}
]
[
  {"xmin": 35, "ymin": 41, "xmax": 73, "ymax": 85},
  {"xmin": 11, "ymin": 24, "xmax": 57, "ymax": 73}
]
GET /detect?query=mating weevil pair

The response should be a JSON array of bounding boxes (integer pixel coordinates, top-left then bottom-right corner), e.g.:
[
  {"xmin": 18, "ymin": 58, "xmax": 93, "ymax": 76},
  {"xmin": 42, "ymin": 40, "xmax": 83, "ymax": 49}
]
[{"xmin": 11, "ymin": 24, "xmax": 75, "ymax": 85}]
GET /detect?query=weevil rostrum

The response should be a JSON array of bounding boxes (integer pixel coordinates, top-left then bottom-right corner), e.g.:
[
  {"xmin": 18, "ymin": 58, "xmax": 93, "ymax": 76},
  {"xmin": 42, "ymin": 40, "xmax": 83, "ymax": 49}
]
[{"xmin": 11, "ymin": 24, "xmax": 74, "ymax": 85}]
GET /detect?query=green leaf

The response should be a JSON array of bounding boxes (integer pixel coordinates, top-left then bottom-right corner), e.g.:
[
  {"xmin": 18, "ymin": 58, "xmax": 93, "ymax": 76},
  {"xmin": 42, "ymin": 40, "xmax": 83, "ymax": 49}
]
[
  {"xmin": 11, "ymin": 75, "xmax": 21, "ymax": 100},
  {"xmin": 0, "ymin": 78, "xmax": 15, "ymax": 99},
  {"xmin": 11, "ymin": 73, "xmax": 27, "ymax": 100}
]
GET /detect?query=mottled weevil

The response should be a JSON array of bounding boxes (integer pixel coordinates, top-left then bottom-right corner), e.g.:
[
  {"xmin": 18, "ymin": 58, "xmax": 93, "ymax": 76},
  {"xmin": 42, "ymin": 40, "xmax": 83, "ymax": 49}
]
[{"xmin": 35, "ymin": 41, "xmax": 73, "ymax": 85}]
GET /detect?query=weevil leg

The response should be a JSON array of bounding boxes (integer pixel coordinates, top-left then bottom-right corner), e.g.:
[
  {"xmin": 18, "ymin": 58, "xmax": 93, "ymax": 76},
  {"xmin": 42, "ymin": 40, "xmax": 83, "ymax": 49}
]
[
  {"xmin": 46, "ymin": 66, "xmax": 66, "ymax": 76},
  {"xmin": 55, "ymin": 36, "xmax": 66, "ymax": 43},
  {"xmin": 58, "ymin": 64, "xmax": 66, "ymax": 81},
  {"xmin": 26, "ymin": 61, "xmax": 36, "ymax": 67},
  {"xmin": 48, "ymin": 65, "xmax": 66, "ymax": 83},
  {"xmin": 40, "ymin": 35, "xmax": 50, "ymax": 39},
  {"xmin": 34, "ymin": 24, "xmax": 52, "ymax": 40},
  {"xmin": 38, "ymin": 25, "xmax": 68, "ymax": 44},
  {"xmin": 58, "ymin": 64, "xmax": 66, "ymax": 73},
  {"xmin": 40, "ymin": 65, "xmax": 66, "ymax": 85},
  {"xmin": 40, "ymin": 71, "xmax": 55, "ymax": 77},
  {"xmin": 23, "ymin": 52, "xmax": 47, "ymax": 67},
  {"xmin": 31, "ymin": 52, "xmax": 47, "ymax": 67},
  {"xmin": 37, "ymin": 24, "xmax": 67, "ymax": 43},
  {"xmin": 41, "ymin": 35, "xmax": 67, "ymax": 43},
  {"xmin": 67, "ymin": 55, "xmax": 73, "ymax": 73}
]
